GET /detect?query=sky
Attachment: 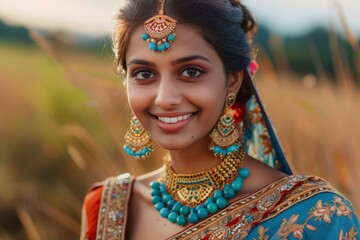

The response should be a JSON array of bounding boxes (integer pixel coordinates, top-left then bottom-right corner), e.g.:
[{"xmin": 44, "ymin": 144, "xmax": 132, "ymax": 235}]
[{"xmin": 0, "ymin": 0, "xmax": 360, "ymax": 37}]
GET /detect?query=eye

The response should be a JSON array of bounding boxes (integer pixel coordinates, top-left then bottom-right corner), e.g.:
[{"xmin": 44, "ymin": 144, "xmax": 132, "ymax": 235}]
[
  {"xmin": 180, "ymin": 67, "xmax": 205, "ymax": 78},
  {"xmin": 132, "ymin": 70, "xmax": 155, "ymax": 80}
]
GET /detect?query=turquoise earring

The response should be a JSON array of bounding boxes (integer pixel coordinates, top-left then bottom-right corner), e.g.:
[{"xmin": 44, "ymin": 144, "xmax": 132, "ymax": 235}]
[
  {"xmin": 123, "ymin": 116, "xmax": 153, "ymax": 159},
  {"xmin": 209, "ymin": 92, "xmax": 241, "ymax": 159}
]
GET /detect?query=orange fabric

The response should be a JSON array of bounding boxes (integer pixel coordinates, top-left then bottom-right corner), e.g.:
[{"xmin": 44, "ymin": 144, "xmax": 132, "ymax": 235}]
[{"xmin": 83, "ymin": 186, "xmax": 103, "ymax": 240}]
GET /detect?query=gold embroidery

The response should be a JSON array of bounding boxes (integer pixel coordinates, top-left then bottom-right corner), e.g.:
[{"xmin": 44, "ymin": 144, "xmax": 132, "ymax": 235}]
[
  {"xmin": 311, "ymin": 196, "xmax": 353, "ymax": 222},
  {"xmin": 312, "ymin": 200, "xmax": 333, "ymax": 223},
  {"xmin": 248, "ymin": 107, "xmax": 265, "ymax": 126},
  {"xmin": 208, "ymin": 227, "xmax": 230, "ymax": 240},
  {"xmin": 339, "ymin": 227, "xmax": 359, "ymax": 240},
  {"xmin": 96, "ymin": 173, "xmax": 133, "ymax": 240},
  {"xmin": 259, "ymin": 134, "xmax": 273, "ymax": 155},
  {"xmin": 254, "ymin": 226, "xmax": 269, "ymax": 240},
  {"xmin": 332, "ymin": 196, "xmax": 353, "ymax": 217},
  {"xmin": 264, "ymin": 176, "xmax": 338, "ymax": 221},
  {"xmin": 278, "ymin": 214, "xmax": 311, "ymax": 239},
  {"xmin": 232, "ymin": 230, "xmax": 249, "ymax": 240},
  {"xmin": 277, "ymin": 196, "xmax": 354, "ymax": 239}
]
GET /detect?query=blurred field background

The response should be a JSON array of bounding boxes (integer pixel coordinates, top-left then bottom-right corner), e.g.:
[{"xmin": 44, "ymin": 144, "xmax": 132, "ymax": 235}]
[{"xmin": 1, "ymin": 4, "xmax": 360, "ymax": 240}]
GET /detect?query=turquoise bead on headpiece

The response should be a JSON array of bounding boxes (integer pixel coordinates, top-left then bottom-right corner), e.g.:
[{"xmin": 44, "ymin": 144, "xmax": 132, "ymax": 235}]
[{"xmin": 141, "ymin": 0, "xmax": 177, "ymax": 52}]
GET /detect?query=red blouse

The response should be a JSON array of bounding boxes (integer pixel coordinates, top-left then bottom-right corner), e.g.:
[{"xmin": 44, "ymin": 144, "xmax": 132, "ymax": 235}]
[{"xmin": 83, "ymin": 186, "xmax": 103, "ymax": 240}]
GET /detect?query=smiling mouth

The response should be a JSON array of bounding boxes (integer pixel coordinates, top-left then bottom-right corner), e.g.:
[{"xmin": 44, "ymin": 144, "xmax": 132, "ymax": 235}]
[
  {"xmin": 151, "ymin": 113, "xmax": 196, "ymax": 124},
  {"xmin": 158, "ymin": 114, "xmax": 192, "ymax": 124}
]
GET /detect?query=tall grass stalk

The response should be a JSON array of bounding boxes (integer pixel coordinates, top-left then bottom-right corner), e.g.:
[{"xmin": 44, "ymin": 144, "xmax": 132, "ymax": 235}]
[{"xmin": 16, "ymin": 205, "xmax": 42, "ymax": 240}]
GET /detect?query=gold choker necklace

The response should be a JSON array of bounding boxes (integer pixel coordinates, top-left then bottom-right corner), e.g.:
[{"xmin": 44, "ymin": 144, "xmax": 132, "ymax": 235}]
[{"xmin": 162, "ymin": 150, "xmax": 245, "ymax": 208}]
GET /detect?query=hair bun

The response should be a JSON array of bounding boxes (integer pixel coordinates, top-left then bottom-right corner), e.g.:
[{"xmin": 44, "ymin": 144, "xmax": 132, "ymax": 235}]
[
  {"xmin": 240, "ymin": 4, "xmax": 256, "ymax": 34},
  {"xmin": 229, "ymin": 0, "xmax": 257, "ymax": 35},
  {"xmin": 229, "ymin": 0, "xmax": 241, "ymax": 7}
]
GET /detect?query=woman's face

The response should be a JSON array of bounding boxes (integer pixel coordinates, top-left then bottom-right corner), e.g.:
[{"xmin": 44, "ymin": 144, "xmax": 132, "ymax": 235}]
[{"xmin": 125, "ymin": 24, "xmax": 241, "ymax": 151}]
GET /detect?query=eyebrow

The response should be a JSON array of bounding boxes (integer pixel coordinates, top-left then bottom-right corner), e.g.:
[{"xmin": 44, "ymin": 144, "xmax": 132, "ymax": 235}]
[
  {"xmin": 171, "ymin": 55, "xmax": 212, "ymax": 65},
  {"xmin": 127, "ymin": 55, "xmax": 212, "ymax": 67},
  {"xmin": 127, "ymin": 59, "xmax": 156, "ymax": 67}
]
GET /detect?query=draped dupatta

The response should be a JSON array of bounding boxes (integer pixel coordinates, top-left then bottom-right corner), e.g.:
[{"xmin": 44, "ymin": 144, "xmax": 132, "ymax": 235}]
[{"xmin": 241, "ymin": 67, "xmax": 292, "ymax": 175}]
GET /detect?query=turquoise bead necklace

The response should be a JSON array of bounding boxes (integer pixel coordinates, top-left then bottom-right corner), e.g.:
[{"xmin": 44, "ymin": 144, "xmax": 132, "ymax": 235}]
[{"xmin": 150, "ymin": 150, "xmax": 249, "ymax": 227}]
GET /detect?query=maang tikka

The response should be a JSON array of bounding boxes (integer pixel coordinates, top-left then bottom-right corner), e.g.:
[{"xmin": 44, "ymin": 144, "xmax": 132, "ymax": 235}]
[
  {"xmin": 123, "ymin": 115, "xmax": 154, "ymax": 159},
  {"xmin": 141, "ymin": 0, "xmax": 177, "ymax": 52},
  {"xmin": 209, "ymin": 92, "xmax": 241, "ymax": 159}
]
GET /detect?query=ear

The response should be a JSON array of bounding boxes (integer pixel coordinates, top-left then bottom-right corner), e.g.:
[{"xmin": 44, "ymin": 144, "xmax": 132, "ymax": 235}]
[{"xmin": 227, "ymin": 70, "xmax": 243, "ymax": 94}]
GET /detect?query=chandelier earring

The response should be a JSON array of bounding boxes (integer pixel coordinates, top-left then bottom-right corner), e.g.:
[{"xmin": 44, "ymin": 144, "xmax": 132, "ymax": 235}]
[
  {"xmin": 209, "ymin": 92, "xmax": 241, "ymax": 159},
  {"xmin": 123, "ymin": 115, "xmax": 154, "ymax": 159}
]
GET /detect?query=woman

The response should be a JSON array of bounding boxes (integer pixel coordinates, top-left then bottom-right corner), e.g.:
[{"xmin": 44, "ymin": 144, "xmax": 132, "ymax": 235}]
[{"xmin": 80, "ymin": 0, "xmax": 360, "ymax": 239}]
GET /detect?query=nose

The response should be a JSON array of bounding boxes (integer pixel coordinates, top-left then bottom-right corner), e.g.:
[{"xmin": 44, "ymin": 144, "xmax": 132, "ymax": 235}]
[{"xmin": 154, "ymin": 77, "xmax": 182, "ymax": 110}]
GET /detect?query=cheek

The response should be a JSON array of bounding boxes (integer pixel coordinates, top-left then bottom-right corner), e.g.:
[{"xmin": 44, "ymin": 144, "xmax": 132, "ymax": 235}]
[
  {"xmin": 190, "ymin": 86, "xmax": 226, "ymax": 127},
  {"xmin": 204, "ymin": 95, "xmax": 224, "ymax": 121},
  {"xmin": 126, "ymin": 82, "xmax": 152, "ymax": 115}
]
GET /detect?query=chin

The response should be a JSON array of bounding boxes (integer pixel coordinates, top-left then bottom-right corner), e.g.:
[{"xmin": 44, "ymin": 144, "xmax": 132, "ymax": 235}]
[
  {"xmin": 155, "ymin": 138, "xmax": 193, "ymax": 151},
  {"xmin": 157, "ymin": 142, "xmax": 187, "ymax": 151}
]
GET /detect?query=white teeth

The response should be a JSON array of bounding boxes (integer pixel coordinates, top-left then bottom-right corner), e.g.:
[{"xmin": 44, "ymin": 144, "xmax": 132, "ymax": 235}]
[{"xmin": 158, "ymin": 114, "xmax": 192, "ymax": 124}]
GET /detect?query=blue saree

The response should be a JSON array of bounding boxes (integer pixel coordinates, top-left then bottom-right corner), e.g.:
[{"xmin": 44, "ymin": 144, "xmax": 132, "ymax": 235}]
[{"xmin": 88, "ymin": 173, "xmax": 359, "ymax": 239}]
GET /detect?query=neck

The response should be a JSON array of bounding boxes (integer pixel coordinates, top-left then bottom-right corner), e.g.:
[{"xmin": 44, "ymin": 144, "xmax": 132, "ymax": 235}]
[{"xmin": 168, "ymin": 138, "xmax": 222, "ymax": 174}]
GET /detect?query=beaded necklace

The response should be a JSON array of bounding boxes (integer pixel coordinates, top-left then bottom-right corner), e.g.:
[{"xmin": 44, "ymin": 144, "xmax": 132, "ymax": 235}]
[{"xmin": 150, "ymin": 150, "xmax": 249, "ymax": 226}]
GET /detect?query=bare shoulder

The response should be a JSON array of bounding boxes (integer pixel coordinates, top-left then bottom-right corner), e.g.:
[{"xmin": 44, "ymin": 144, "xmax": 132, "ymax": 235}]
[
  {"xmin": 136, "ymin": 167, "xmax": 164, "ymax": 185},
  {"xmin": 132, "ymin": 167, "xmax": 164, "ymax": 202},
  {"xmin": 241, "ymin": 155, "xmax": 288, "ymax": 195}
]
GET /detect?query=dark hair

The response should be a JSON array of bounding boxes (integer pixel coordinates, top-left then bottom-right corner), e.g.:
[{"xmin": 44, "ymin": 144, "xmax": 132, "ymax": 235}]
[{"xmin": 113, "ymin": 0, "xmax": 257, "ymax": 104}]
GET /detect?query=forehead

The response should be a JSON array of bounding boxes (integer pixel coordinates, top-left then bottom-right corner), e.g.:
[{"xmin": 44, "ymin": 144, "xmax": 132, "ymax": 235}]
[{"xmin": 125, "ymin": 24, "xmax": 221, "ymax": 64}]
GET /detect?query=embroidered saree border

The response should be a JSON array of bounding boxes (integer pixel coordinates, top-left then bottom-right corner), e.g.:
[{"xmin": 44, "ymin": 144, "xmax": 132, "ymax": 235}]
[
  {"xmin": 96, "ymin": 173, "xmax": 133, "ymax": 240},
  {"xmin": 263, "ymin": 176, "xmax": 341, "ymax": 221},
  {"xmin": 168, "ymin": 175, "xmax": 338, "ymax": 240}
]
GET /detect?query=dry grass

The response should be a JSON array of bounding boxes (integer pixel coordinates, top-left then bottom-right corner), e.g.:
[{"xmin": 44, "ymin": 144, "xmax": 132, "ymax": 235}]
[{"xmin": 257, "ymin": 76, "xmax": 360, "ymax": 210}]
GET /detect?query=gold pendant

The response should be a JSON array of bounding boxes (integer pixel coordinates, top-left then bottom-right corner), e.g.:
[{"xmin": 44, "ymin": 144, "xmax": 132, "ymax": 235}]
[{"xmin": 163, "ymin": 150, "xmax": 244, "ymax": 208}]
